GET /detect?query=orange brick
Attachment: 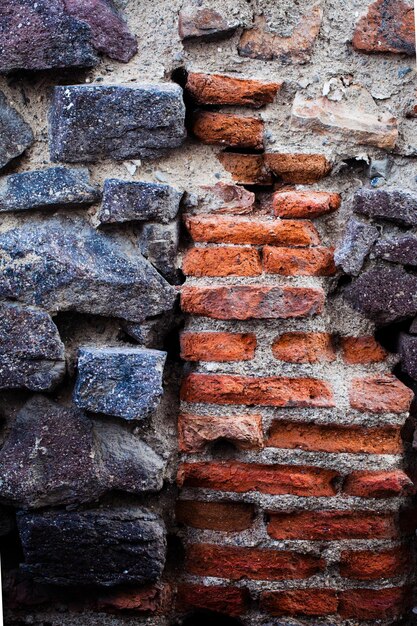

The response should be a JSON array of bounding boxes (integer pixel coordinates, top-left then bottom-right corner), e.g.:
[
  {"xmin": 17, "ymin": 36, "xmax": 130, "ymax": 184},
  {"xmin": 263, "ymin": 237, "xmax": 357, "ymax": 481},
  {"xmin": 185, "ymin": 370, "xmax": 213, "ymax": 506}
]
[
  {"xmin": 176, "ymin": 583, "xmax": 250, "ymax": 616},
  {"xmin": 343, "ymin": 470, "xmax": 415, "ymax": 498},
  {"xmin": 178, "ymin": 412, "xmax": 263, "ymax": 453},
  {"xmin": 184, "ymin": 215, "xmax": 320, "ymax": 246},
  {"xmin": 193, "ymin": 111, "xmax": 264, "ymax": 149},
  {"xmin": 176, "ymin": 500, "xmax": 255, "ymax": 532},
  {"xmin": 180, "ymin": 332, "xmax": 257, "ymax": 362},
  {"xmin": 177, "ymin": 461, "xmax": 340, "ymax": 497},
  {"xmin": 264, "ymin": 153, "xmax": 332, "ymax": 183},
  {"xmin": 182, "ymin": 247, "xmax": 262, "ymax": 277},
  {"xmin": 272, "ymin": 332, "xmax": 335, "ymax": 363},
  {"xmin": 180, "ymin": 286, "xmax": 325, "ymax": 320},
  {"xmin": 340, "ymin": 546, "xmax": 410, "ymax": 580},
  {"xmin": 341, "ymin": 336, "xmax": 387, "ymax": 364},
  {"xmin": 260, "ymin": 589, "xmax": 338, "ymax": 617},
  {"xmin": 267, "ymin": 510, "xmax": 398, "ymax": 540},
  {"xmin": 270, "ymin": 190, "xmax": 341, "ymax": 218},
  {"xmin": 267, "ymin": 420, "xmax": 402, "ymax": 455},
  {"xmin": 339, "ymin": 587, "xmax": 412, "ymax": 620},
  {"xmin": 96, "ymin": 584, "xmax": 171, "ymax": 615},
  {"xmin": 218, "ymin": 152, "xmax": 273, "ymax": 185},
  {"xmin": 263, "ymin": 246, "xmax": 336, "ymax": 276},
  {"xmin": 350, "ymin": 375, "xmax": 413, "ymax": 413},
  {"xmin": 186, "ymin": 544, "xmax": 325, "ymax": 580},
  {"xmin": 352, "ymin": 0, "xmax": 415, "ymax": 55},
  {"xmin": 186, "ymin": 72, "xmax": 281, "ymax": 107}
]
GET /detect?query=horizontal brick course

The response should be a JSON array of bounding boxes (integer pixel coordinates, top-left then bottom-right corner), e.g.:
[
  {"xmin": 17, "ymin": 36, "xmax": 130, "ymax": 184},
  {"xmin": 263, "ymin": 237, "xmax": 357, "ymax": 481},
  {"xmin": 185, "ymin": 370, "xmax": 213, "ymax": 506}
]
[
  {"xmin": 263, "ymin": 246, "xmax": 336, "ymax": 276},
  {"xmin": 343, "ymin": 470, "xmax": 415, "ymax": 498},
  {"xmin": 270, "ymin": 190, "xmax": 341, "ymax": 218},
  {"xmin": 176, "ymin": 583, "xmax": 250, "ymax": 616},
  {"xmin": 186, "ymin": 72, "xmax": 281, "ymax": 107},
  {"xmin": 178, "ymin": 412, "xmax": 263, "ymax": 453},
  {"xmin": 176, "ymin": 500, "xmax": 255, "ymax": 532},
  {"xmin": 350, "ymin": 375, "xmax": 413, "ymax": 413},
  {"xmin": 180, "ymin": 332, "xmax": 257, "ymax": 362},
  {"xmin": 272, "ymin": 332, "xmax": 335, "ymax": 363},
  {"xmin": 218, "ymin": 152, "xmax": 273, "ymax": 185},
  {"xmin": 264, "ymin": 153, "xmax": 332, "ymax": 183},
  {"xmin": 339, "ymin": 546, "xmax": 410, "ymax": 580},
  {"xmin": 339, "ymin": 587, "xmax": 411, "ymax": 620},
  {"xmin": 193, "ymin": 111, "xmax": 264, "ymax": 149},
  {"xmin": 182, "ymin": 246, "xmax": 262, "ymax": 277},
  {"xmin": 341, "ymin": 336, "xmax": 387, "ymax": 364},
  {"xmin": 260, "ymin": 589, "xmax": 338, "ymax": 617}
]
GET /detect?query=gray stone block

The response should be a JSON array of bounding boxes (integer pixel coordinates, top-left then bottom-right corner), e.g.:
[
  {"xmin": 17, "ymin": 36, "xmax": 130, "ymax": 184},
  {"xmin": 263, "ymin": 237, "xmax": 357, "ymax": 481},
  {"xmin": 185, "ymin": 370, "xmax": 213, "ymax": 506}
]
[
  {"xmin": 0, "ymin": 91, "xmax": 33, "ymax": 169},
  {"xmin": 139, "ymin": 221, "xmax": 181, "ymax": 283},
  {"xmin": 334, "ymin": 218, "xmax": 379, "ymax": 275}
]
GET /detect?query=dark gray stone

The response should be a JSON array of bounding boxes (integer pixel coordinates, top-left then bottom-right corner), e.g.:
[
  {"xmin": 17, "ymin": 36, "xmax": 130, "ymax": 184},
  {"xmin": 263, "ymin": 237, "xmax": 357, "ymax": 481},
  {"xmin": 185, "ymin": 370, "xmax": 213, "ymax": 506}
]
[
  {"xmin": 374, "ymin": 234, "xmax": 417, "ymax": 266},
  {"xmin": 98, "ymin": 179, "xmax": 182, "ymax": 225},
  {"xmin": 0, "ymin": 507, "xmax": 14, "ymax": 536},
  {"xmin": 345, "ymin": 265, "xmax": 417, "ymax": 325},
  {"xmin": 0, "ymin": 167, "xmax": 99, "ymax": 213},
  {"xmin": 0, "ymin": 302, "xmax": 65, "ymax": 391},
  {"xmin": 18, "ymin": 507, "xmax": 166, "ymax": 586},
  {"xmin": 123, "ymin": 311, "xmax": 178, "ymax": 349},
  {"xmin": 139, "ymin": 221, "xmax": 180, "ymax": 283},
  {"xmin": 409, "ymin": 317, "xmax": 417, "ymax": 334},
  {"xmin": 0, "ymin": 216, "xmax": 176, "ymax": 322},
  {"xmin": 399, "ymin": 333, "xmax": 417, "ymax": 380},
  {"xmin": 0, "ymin": 0, "xmax": 98, "ymax": 73},
  {"xmin": 353, "ymin": 188, "xmax": 417, "ymax": 227},
  {"xmin": 334, "ymin": 218, "xmax": 379, "ymax": 275},
  {"xmin": 49, "ymin": 84, "xmax": 186, "ymax": 163},
  {"xmin": 74, "ymin": 347, "xmax": 166, "ymax": 420},
  {"xmin": 0, "ymin": 396, "xmax": 165, "ymax": 508},
  {"xmin": 0, "ymin": 91, "xmax": 34, "ymax": 169}
]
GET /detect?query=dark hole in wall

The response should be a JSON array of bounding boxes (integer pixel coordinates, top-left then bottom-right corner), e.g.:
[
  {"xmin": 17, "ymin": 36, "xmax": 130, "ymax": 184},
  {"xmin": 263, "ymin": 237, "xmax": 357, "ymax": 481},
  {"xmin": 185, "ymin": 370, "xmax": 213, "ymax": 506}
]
[
  {"xmin": 174, "ymin": 610, "xmax": 244, "ymax": 626},
  {"xmin": 209, "ymin": 438, "xmax": 239, "ymax": 459}
]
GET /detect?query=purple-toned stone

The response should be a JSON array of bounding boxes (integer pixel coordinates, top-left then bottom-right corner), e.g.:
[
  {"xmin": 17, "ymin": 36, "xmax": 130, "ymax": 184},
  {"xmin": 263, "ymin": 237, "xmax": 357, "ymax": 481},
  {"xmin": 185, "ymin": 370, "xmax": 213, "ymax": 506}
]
[
  {"xmin": 399, "ymin": 333, "xmax": 417, "ymax": 380},
  {"xmin": 374, "ymin": 234, "xmax": 417, "ymax": 266},
  {"xmin": 353, "ymin": 188, "xmax": 417, "ymax": 227}
]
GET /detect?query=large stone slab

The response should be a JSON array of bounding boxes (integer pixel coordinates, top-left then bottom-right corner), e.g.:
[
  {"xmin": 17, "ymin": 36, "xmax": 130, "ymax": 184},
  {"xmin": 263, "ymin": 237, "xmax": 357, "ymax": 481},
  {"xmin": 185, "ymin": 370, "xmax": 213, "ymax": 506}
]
[
  {"xmin": 0, "ymin": 217, "xmax": 176, "ymax": 322},
  {"xmin": 0, "ymin": 91, "xmax": 34, "ymax": 169},
  {"xmin": 98, "ymin": 180, "xmax": 182, "ymax": 225},
  {"xmin": 0, "ymin": 167, "xmax": 99, "ymax": 213},
  {"xmin": 334, "ymin": 218, "xmax": 379, "ymax": 275},
  {"xmin": 375, "ymin": 235, "xmax": 417, "ymax": 265},
  {"xmin": 49, "ymin": 84, "xmax": 186, "ymax": 162},
  {"xmin": 0, "ymin": 302, "xmax": 65, "ymax": 391},
  {"xmin": 353, "ymin": 188, "xmax": 417, "ymax": 227},
  {"xmin": 18, "ymin": 508, "xmax": 166, "ymax": 586},
  {"xmin": 74, "ymin": 347, "xmax": 166, "ymax": 420}
]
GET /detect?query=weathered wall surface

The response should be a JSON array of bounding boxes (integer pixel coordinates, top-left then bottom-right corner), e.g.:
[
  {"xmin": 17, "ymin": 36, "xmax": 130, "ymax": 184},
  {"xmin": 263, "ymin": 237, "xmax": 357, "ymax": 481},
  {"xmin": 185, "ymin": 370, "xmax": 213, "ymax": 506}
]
[{"xmin": 1, "ymin": 0, "xmax": 417, "ymax": 625}]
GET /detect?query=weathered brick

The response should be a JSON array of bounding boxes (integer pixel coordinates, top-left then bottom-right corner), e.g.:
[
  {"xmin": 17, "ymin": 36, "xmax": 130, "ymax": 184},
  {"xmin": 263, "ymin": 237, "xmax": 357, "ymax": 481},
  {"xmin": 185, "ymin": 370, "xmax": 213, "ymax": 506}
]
[
  {"xmin": 341, "ymin": 336, "xmax": 387, "ymax": 364},
  {"xmin": 176, "ymin": 583, "xmax": 249, "ymax": 616},
  {"xmin": 178, "ymin": 461, "xmax": 339, "ymax": 496},
  {"xmin": 343, "ymin": 470, "xmax": 415, "ymax": 498},
  {"xmin": 260, "ymin": 589, "xmax": 338, "ymax": 617},
  {"xmin": 200, "ymin": 181, "xmax": 255, "ymax": 213},
  {"xmin": 350, "ymin": 375, "xmax": 413, "ymax": 413},
  {"xmin": 184, "ymin": 215, "xmax": 319, "ymax": 246},
  {"xmin": 179, "ymin": 7, "xmax": 238, "ymax": 41},
  {"xmin": 193, "ymin": 111, "xmax": 264, "ymax": 149},
  {"xmin": 181, "ymin": 286, "xmax": 325, "ymax": 320},
  {"xmin": 180, "ymin": 332, "xmax": 256, "ymax": 362},
  {"xmin": 96, "ymin": 584, "xmax": 171, "ymax": 615},
  {"xmin": 339, "ymin": 587, "xmax": 411, "ymax": 620},
  {"xmin": 340, "ymin": 547, "xmax": 410, "ymax": 580},
  {"xmin": 182, "ymin": 247, "xmax": 262, "ymax": 277},
  {"xmin": 270, "ymin": 190, "xmax": 341, "ymax": 218},
  {"xmin": 267, "ymin": 420, "xmax": 402, "ymax": 455},
  {"xmin": 186, "ymin": 544, "xmax": 325, "ymax": 580},
  {"xmin": 352, "ymin": 0, "xmax": 415, "ymax": 55},
  {"xmin": 186, "ymin": 73, "xmax": 281, "ymax": 107},
  {"xmin": 272, "ymin": 332, "xmax": 335, "ymax": 363},
  {"xmin": 181, "ymin": 373, "xmax": 334, "ymax": 407},
  {"xmin": 267, "ymin": 510, "xmax": 397, "ymax": 540},
  {"xmin": 178, "ymin": 412, "xmax": 263, "ymax": 453},
  {"xmin": 264, "ymin": 153, "xmax": 332, "ymax": 183},
  {"xmin": 263, "ymin": 247, "xmax": 336, "ymax": 276},
  {"xmin": 218, "ymin": 153, "xmax": 273, "ymax": 185},
  {"xmin": 176, "ymin": 500, "xmax": 255, "ymax": 532}
]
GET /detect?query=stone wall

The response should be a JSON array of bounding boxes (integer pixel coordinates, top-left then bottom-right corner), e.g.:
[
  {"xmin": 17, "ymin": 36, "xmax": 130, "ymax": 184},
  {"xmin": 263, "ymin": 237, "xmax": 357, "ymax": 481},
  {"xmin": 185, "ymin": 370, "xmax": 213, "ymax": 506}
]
[{"xmin": 1, "ymin": 1, "xmax": 417, "ymax": 625}]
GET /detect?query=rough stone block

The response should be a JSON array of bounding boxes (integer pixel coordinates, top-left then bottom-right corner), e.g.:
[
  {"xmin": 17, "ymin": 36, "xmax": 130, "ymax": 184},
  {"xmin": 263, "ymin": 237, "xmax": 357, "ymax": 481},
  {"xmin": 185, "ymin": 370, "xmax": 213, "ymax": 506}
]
[
  {"xmin": 0, "ymin": 167, "xmax": 99, "ymax": 213},
  {"xmin": 334, "ymin": 218, "xmax": 379, "ymax": 275},
  {"xmin": 74, "ymin": 347, "xmax": 166, "ymax": 420},
  {"xmin": 375, "ymin": 235, "xmax": 417, "ymax": 265},
  {"xmin": 179, "ymin": 7, "xmax": 239, "ymax": 41},
  {"xmin": 399, "ymin": 333, "xmax": 417, "ymax": 379},
  {"xmin": 139, "ymin": 221, "xmax": 180, "ymax": 284},
  {"xmin": 353, "ymin": 188, "xmax": 417, "ymax": 227},
  {"xmin": 18, "ymin": 508, "xmax": 166, "ymax": 586},
  {"xmin": 49, "ymin": 84, "xmax": 186, "ymax": 162},
  {"xmin": 0, "ymin": 302, "xmax": 65, "ymax": 391},
  {"xmin": 0, "ymin": 91, "xmax": 33, "ymax": 169},
  {"xmin": 98, "ymin": 180, "xmax": 182, "ymax": 225}
]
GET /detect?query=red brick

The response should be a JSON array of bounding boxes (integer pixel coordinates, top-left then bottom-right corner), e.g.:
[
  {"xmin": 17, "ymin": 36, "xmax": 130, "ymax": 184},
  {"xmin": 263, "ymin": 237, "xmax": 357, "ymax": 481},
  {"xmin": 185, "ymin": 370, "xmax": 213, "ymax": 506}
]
[
  {"xmin": 186, "ymin": 544, "xmax": 325, "ymax": 580},
  {"xmin": 341, "ymin": 336, "xmax": 387, "ymax": 364},
  {"xmin": 352, "ymin": 0, "xmax": 415, "ymax": 55},
  {"xmin": 193, "ymin": 111, "xmax": 264, "ymax": 149},
  {"xmin": 176, "ymin": 583, "xmax": 250, "ymax": 616},
  {"xmin": 267, "ymin": 420, "xmax": 403, "ymax": 455},
  {"xmin": 178, "ymin": 7, "xmax": 237, "ymax": 41},
  {"xmin": 339, "ymin": 587, "xmax": 412, "ymax": 620},
  {"xmin": 176, "ymin": 500, "xmax": 255, "ymax": 532},
  {"xmin": 263, "ymin": 246, "xmax": 336, "ymax": 276},
  {"xmin": 186, "ymin": 72, "xmax": 281, "ymax": 108},
  {"xmin": 178, "ymin": 412, "xmax": 263, "ymax": 453},
  {"xmin": 264, "ymin": 153, "xmax": 332, "ymax": 183},
  {"xmin": 180, "ymin": 286, "xmax": 325, "ymax": 320},
  {"xmin": 350, "ymin": 375, "xmax": 413, "ymax": 413},
  {"xmin": 340, "ymin": 546, "xmax": 410, "ymax": 580},
  {"xmin": 260, "ymin": 589, "xmax": 338, "ymax": 617},
  {"xmin": 180, "ymin": 332, "xmax": 257, "ymax": 362},
  {"xmin": 218, "ymin": 153, "xmax": 273, "ymax": 185},
  {"xmin": 343, "ymin": 470, "xmax": 415, "ymax": 498},
  {"xmin": 184, "ymin": 215, "xmax": 319, "ymax": 246},
  {"xmin": 270, "ymin": 190, "xmax": 341, "ymax": 218},
  {"xmin": 267, "ymin": 510, "xmax": 398, "ymax": 540},
  {"xmin": 182, "ymin": 247, "xmax": 262, "ymax": 277},
  {"xmin": 96, "ymin": 584, "xmax": 171, "ymax": 615},
  {"xmin": 272, "ymin": 332, "xmax": 335, "ymax": 363},
  {"xmin": 177, "ymin": 461, "xmax": 339, "ymax": 497}
]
